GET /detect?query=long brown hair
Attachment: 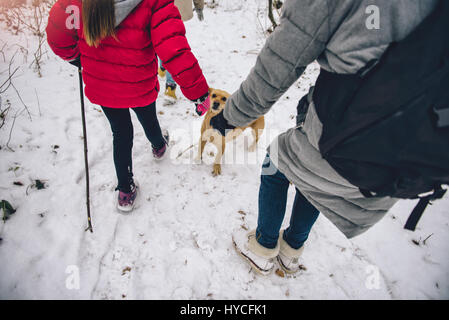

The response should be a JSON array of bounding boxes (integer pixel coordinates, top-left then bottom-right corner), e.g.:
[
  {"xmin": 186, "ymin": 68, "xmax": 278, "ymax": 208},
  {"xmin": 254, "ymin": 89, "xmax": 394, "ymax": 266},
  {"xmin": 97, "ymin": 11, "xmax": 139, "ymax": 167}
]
[{"xmin": 82, "ymin": 0, "xmax": 116, "ymax": 47}]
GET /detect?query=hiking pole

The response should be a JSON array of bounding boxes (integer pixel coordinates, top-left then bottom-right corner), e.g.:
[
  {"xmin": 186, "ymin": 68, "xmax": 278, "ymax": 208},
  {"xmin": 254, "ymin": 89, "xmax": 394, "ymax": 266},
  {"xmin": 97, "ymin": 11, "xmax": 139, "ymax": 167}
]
[{"xmin": 78, "ymin": 66, "xmax": 93, "ymax": 233}]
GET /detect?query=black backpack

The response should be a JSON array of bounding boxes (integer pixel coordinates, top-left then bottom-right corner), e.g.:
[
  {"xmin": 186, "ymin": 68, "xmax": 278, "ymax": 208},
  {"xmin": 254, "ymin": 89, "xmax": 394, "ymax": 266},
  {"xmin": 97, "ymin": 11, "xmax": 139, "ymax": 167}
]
[{"xmin": 311, "ymin": 0, "xmax": 449, "ymax": 231}]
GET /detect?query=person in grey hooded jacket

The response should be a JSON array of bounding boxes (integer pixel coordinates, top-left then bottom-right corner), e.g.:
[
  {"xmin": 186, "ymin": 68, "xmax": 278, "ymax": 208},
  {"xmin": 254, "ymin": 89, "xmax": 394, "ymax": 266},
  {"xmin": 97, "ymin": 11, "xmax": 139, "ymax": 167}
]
[{"xmin": 210, "ymin": 0, "xmax": 439, "ymax": 275}]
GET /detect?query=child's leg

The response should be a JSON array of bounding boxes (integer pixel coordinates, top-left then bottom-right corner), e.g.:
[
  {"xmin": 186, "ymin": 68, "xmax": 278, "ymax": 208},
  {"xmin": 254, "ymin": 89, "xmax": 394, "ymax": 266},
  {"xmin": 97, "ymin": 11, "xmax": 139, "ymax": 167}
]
[
  {"xmin": 158, "ymin": 57, "xmax": 165, "ymax": 71},
  {"xmin": 158, "ymin": 57, "xmax": 176, "ymax": 86},
  {"xmin": 101, "ymin": 106, "xmax": 134, "ymax": 193},
  {"xmin": 166, "ymin": 70, "xmax": 176, "ymax": 86},
  {"xmin": 283, "ymin": 189, "xmax": 320, "ymax": 249},
  {"xmin": 132, "ymin": 102, "xmax": 165, "ymax": 149},
  {"xmin": 255, "ymin": 154, "xmax": 291, "ymax": 249}
]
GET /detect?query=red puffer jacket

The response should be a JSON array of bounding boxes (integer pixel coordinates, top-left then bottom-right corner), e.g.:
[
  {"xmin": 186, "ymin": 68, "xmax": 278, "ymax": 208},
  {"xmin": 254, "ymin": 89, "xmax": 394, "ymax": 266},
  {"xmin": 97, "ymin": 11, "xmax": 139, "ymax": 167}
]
[{"xmin": 46, "ymin": 0, "xmax": 209, "ymax": 108}]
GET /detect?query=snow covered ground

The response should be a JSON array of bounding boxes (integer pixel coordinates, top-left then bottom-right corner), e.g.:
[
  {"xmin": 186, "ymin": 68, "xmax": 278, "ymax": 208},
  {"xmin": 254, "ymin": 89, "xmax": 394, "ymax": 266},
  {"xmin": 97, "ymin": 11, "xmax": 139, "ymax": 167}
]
[{"xmin": 0, "ymin": 0, "xmax": 448, "ymax": 300}]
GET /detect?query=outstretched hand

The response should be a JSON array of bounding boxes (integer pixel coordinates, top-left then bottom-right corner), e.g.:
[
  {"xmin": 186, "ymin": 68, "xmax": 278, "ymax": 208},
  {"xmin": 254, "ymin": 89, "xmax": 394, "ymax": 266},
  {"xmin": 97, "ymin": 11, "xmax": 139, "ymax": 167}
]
[
  {"xmin": 194, "ymin": 92, "xmax": 211, "ymax": 116},
  {"xmin": 210, "ymin": 111, "xmax": 236, "ymax": 136}
]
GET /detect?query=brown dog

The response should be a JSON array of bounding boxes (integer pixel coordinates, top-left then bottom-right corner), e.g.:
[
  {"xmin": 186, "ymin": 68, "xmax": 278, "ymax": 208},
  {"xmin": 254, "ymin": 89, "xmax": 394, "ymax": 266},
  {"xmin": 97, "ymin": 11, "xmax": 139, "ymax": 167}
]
[{"xmin": 198, "ymin": 88, "xmax": 265, "ymax": 176}]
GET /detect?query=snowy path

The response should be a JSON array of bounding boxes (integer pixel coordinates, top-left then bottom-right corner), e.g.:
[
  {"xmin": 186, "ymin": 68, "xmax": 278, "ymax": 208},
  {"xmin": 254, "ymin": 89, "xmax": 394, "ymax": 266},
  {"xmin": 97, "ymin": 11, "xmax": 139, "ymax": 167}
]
[{"xmin": 0, "ymin": 0, "xmax": 448, "ymax": 299}]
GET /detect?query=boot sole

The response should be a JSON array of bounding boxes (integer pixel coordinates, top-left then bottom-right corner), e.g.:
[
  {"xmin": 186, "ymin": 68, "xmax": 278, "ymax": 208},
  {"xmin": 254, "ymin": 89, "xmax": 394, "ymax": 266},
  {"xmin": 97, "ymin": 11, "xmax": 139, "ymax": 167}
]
[
  {"xmin": 117, "ymin": 204, "xmax": 135, "ymax": 213},
  {"xmin": 232, "ymin": 238, "xmax": 273, "ymax": 276},
  {"xmin": 277, "ymin": 255, "xmax": 300, "ymax": 275}
]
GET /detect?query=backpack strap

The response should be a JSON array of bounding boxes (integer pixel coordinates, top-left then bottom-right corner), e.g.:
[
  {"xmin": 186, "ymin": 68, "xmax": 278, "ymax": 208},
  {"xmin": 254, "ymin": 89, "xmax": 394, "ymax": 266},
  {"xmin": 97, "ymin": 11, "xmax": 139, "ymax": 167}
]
[
  {"xmin": 360, "ymin": 188, "xmax": 376, "ymax": 198},
  {"xmin": 434, "ymin": 106, "xmax": 449, "ymax": 128},
  {"xmin": 404, "ymin": 185, "xmax": 447, "ymax": 231}
]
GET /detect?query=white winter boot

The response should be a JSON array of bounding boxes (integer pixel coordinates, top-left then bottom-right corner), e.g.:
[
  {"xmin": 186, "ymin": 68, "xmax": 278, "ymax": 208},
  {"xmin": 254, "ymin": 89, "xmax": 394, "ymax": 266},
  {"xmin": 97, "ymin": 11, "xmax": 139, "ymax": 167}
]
[
  {"xmin": 277, "ymin": 230, "xmax": 305, "ymax": 274},
  {"xmin": 232, "ymin": 229, "xmax": 279, "ymax": 276}
]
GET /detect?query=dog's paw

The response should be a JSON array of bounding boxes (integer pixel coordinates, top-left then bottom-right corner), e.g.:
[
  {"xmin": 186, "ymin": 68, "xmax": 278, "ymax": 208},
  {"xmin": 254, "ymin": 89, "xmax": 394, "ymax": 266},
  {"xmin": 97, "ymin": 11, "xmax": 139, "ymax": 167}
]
[
  {"xmin": 248, "ymin": 143, "xmax": 258, "ymax": 152},
  {"xmin": 193, "ymin": 156, "xmax": 202, "ymax": 164},
  {"xmin": 212, "ymin": 164, "xmax": 222, "ymax": 176}
]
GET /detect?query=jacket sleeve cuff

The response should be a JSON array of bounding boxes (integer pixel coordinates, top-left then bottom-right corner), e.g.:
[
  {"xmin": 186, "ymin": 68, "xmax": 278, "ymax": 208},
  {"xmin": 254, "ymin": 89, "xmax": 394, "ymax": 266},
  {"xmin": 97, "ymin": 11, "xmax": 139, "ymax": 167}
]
[
  {"xmin": 180, "ymin": 77, "xmax": 209, "ymax": 101},
  {"xmin": 223, "ymin": 96, "xmax": 258, "ymax": 127}
]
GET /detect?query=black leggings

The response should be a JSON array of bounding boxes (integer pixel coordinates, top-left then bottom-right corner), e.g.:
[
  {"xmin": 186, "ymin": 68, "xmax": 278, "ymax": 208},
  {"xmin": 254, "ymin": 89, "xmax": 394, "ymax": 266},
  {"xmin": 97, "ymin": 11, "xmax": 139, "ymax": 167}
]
[{"xmin": 102, "ymin": 102, "xmax": 164, "ymax": 192}]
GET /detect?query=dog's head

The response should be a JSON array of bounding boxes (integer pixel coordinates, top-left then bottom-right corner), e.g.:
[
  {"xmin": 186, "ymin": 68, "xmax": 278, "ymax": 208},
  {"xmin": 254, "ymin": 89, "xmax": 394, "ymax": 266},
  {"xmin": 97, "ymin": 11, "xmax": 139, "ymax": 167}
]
[{"xmin": 209, "ymin": 88, "xmax": 230, "ymax": 115}]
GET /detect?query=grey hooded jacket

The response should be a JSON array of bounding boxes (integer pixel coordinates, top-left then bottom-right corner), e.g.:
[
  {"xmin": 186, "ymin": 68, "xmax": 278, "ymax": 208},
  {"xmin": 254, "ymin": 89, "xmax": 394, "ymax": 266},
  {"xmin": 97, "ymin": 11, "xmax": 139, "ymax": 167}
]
[
  {"xmin": 114, "ymin": 0, "xmax": 142, "ymax": 26},
  {"xmin": 224, "ymin": 0, "xmax": 438, "ymax": 238}
]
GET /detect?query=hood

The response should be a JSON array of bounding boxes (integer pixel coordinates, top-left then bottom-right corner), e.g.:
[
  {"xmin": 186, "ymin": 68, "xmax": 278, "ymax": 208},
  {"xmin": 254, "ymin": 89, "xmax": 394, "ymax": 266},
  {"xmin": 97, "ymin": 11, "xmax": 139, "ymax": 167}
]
[{"xmin": 114, "ymin": 0, "xmax": 143, "ymax": 27}]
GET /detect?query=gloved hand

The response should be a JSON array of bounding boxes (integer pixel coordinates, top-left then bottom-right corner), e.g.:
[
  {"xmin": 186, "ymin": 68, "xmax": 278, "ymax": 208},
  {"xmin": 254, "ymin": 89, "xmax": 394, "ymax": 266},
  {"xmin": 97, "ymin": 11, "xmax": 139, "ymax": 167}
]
[
  {"xmin": 210, "ymin": 110, "xmax": 236, "ymax": 136},
  {"xmin": 195, "ymin": 8, "xmax": 204, "ymax": 21},
  {"xmin": 69, "ymin": 56, "xmax": 81, "ymax": 68},
  {"xmin": 194, "ymin": 92, "xmax": 210, "ymax": 116}
]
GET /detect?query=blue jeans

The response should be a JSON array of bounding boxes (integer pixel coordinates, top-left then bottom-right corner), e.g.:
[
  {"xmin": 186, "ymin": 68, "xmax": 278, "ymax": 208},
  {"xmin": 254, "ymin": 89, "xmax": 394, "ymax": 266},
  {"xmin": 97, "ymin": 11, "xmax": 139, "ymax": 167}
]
[
  {"xmin": 256, "ymin": 154, "xmax": 320, "ymax": 249},
  {"xmin": 159, "ymin": 58, "xmax": 175, "ymax": 86}
]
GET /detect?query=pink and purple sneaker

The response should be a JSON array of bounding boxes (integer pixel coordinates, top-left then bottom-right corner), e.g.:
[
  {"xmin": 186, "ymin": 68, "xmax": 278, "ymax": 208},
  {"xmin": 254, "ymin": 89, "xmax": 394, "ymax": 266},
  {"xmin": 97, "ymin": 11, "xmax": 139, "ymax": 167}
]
[
  {"xmin": 117, "ymin": 183, "xmax": 138, "ymax": 213},
  {"xmin": 152, "ymin": 129, "xmax": 170, "ymax": 161}
]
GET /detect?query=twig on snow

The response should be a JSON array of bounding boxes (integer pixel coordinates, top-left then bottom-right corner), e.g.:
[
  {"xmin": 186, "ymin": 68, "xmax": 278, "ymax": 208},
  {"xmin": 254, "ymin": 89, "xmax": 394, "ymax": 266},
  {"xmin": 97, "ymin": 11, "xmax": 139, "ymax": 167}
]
[
  {"xmin": 6, "ymin": 109, "xmax": 19, "ymax": 152},
  {"xmin": 176, "ymin": 143, "xmax": 197, "ymax": 159},
  {"xmin": 34, "ymin": 88, "xmax": 41, "ymax": 116}
]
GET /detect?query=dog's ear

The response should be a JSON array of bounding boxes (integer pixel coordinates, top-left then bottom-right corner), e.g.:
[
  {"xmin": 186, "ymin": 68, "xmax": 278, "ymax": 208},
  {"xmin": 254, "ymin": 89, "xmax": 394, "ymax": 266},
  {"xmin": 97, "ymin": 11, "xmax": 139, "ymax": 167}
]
[{"xmin": 208, "ymin": 88, "xmax": 214, "ymax": 94}]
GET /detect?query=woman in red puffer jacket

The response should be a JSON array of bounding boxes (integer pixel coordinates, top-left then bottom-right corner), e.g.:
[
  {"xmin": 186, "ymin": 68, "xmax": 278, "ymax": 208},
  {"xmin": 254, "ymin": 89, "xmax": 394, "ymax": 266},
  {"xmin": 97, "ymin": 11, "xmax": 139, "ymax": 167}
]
[{"xmin": 46, "ymin": 0, "xmax": 210, "ymax": 212}]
